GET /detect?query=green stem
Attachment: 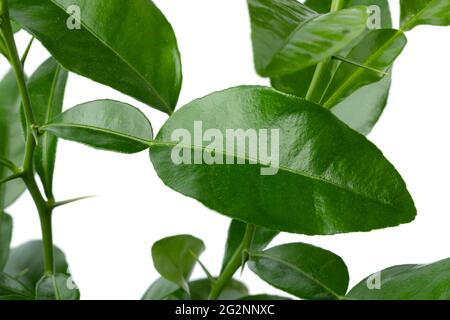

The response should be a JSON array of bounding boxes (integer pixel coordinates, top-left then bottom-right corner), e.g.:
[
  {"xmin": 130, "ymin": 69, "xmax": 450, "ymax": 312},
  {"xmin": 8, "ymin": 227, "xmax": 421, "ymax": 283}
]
[
  {"xmin": 305, "ymin": 0, "xmax": 344, "ymax": 102},
  {"xmin": 1, "ymin": 0, "xmax": 55, "ymax": 275},
  {"xmin": 208, "ymin": 224, "xmax": 256, "ymax": 300}
]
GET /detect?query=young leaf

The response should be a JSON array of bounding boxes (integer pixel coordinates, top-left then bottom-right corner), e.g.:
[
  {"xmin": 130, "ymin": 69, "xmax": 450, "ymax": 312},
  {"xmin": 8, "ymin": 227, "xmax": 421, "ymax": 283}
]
[
  {"xmin": 400, "ymin": 0, "xmax": 450, "ymax": 31},
  {"xmin": 41, "ymin": 100, "xmax": 153, "ymax": 154},
  {"xmin": 272, "ymin": 0, "xmax": 395, "ymax": 135},
  {"xmin": 27, "ymin": 57, "xmax": 68, "ymax": 199},
  {"xmin": 347, "ymin": 258, "xmax": 450, "ymax": 300},
  {"xmin": 320, "ymin": 29, "xmax": 407, "ymax": 109},
  {"xmin": 0, "ymin": 70, "xmax": 26, "ymax": 209},
  {"xmin": 4, "ymin": 240, "xmax": 68, "ymax": 289},
  {"xmin": 0, "ymin": 212, "xmax": 12, "ymax": 271},
  {"xmin": 150, "ymin": 86, "xmax": 416, "ymax": 235},
  {"xmin": 248, "ymin": 0, "xmax": 368, "ymax": 76},
  {"xmin": 0, "ymin": 272, "xmax": 34, "ymax": 300},
  {"xmin": 35, "ymin": 274, "xmax": 80, "ymax": 300},
  {"xmin": 9, "ymin": 0, "xmax": 182, "ymax": 114},
  {"xmin": 151, "ymin": 235, "xmax": 205, "ymax": 293},
  {"xmin": 248, "ymin": 243, "xmax": 349, "ymax": 300},
  {"xmin": 222, "ymin": 220, "xmax": 278, "ymax": 272}
]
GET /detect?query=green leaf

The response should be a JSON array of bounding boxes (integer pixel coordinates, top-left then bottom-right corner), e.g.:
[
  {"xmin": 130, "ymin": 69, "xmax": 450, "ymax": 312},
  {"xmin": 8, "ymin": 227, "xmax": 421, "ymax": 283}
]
[
  {"xmin": 0, "ymin": 212, "xmax": 12, "ymax": 271},
  {"xmin": 272, "ymin": 0, "xmax": 395, "ymax": 135},
  {"xmin": 0, "ymin": 272, "xmax": 34, "ymax": 299},
  {"xmin": 320, "ymin": 29, "xmax": 407, "ymax": 109},
  {"xmin": 41, "ymin": 100, "xmax": 153, "ymax": 154},
  {"xmin": 150, "ymin": 86, "xmax": 416, "ymax": 235},
  {"xmin": 151, "ymin": 235, "xmax": 205, "ymax": 293},
  {"xmin": 400, "ymin": 0, "xmax": 450, "ymax": 31},
  {"xmin": 142, "ymin": 277, "xmax": 180, "ymax": 300},
  {"xmin": 35, "ymin": 273, "xmax": 80, "ymax": 300},
  {"xmin": 240, "ymin": 294, "xmax": 291, "ymax": 300},
  {"xmin": 222, "ymin": 220, "xmax": 278, "ymax": 272},
  {"xmin": 347, "ymin": 258, "xmax": 450, "ymax": 300},
  {"xmin": 248, "ymin": 0, "xmax": 368, "ymax": 76},
  {"xmin": 27, "ymin": 57, "xmax": 68, "ymax": 199},
  {"xmin": 0, "ymin": 70, "xmax": 26, "ymax": 209},
  {"xmin": 4, "ymin": 240, "xmax": 68, "ymax": 290},
  {"xmin": 9, "ymin": 0, "xmax": 182, "ymax": 114},
  {"xmin": 248, "ymin": 243, "xmax": 349, "ymax": 300}
]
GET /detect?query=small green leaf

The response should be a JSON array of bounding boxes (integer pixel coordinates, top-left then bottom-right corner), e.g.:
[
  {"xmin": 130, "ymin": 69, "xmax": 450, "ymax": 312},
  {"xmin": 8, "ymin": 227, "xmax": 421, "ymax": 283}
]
[
  {"xmin": 400, "ymin": 0, "xmax": 450, "ymax": 31},
  {"xmin": 0, "ymin": 212, "xmax": 13, "ymax": 271},
  {"xmin": 222, "ymin": 220, "xmax": 278, "ymax": 272},
  {"xmin": 0, "ymin": 70, "xmax": 26, "ymax": 210},
  {"xmin": 26, "ymin": 57, "xmax": 68, "ymax": 199},
  {"xmin": 0, "ymin": 272, "xmax": 34, "ymax": 299},
  {"xmin": 248, "ymin": 243, "xmax": 349, "ymax": 300},
  {"xmin": 142, "ymin": 277, "xmax": 180, "ymax": 300},
  {"xmin": 4, "ymin": 240, "xmax": 68, "ymax": 290},
  {"xmin": 10, "ymin": 0, "xmax": 182, "ymax": 113},
  {"xmin": 41, "ymin": 100, "xmax": 153, "ymax": 154},
  {"xmin": 151, "ymin": 235, "xmax": 205, "ymax": 293},
  {"xmin": 150, "ymin": 86, "xmax": 416, "ymax": 235},
  {"xmin": 320, "ymin": 29, "xmax": 406, "ymax": 109},
  {"xmin": 347, "ymin": 257, "xmax": 450, "ymax": 300},
  {"xmin": 240, "ymin": 294, "xmax": 291, "ymax": 300},
  {"xmin": 248, "ymin": 0, "xmax": 368, "ymax": 76},
  {"xmin": 35, "ymin": 273, "xmax": 80, "ymax": 300}
]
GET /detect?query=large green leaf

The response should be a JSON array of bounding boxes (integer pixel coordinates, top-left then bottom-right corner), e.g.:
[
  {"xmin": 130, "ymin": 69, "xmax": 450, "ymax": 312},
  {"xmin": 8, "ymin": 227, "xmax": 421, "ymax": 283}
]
[
  {"xmin": 248, "ymin": 243, "xmax": 349, "ymax": 300},
  {"xmin": 0, "ymin": 272, "xmax": 34, "ymax": 300},
  {"xmin": 27, "ymin": 57, "xmax": 68, "ymax": 199},
  {"xmin": 347, "ymin": 258, "xmax": 450, "ymax": 300},
  {"xmin": 141, "ymin": 277, "xmax": 180, "ymax": 300},
  {"xmin": 35, "ymin": 273, "xmax": 80, "ymax": 300},
  {"xmin": 9, "ymin": 0, "xmax": 182, "ymax": 114},
  {"xmin": 222, "ymin": 220, "xmax": 278, "ymax": 272},
  {"xmin": 150, "ymin": 86, "xmax": 416, "ymax": 235},
  {"xmin": 248, "ymin": 0, "xmax": 368, "ymax": 77},
  {"xmin": 4, "ymin": 240, "xmax": 68, "ymax": 290},
  {"xmin": 0, "ymin": 212, "xmax": 12, "ymax": 271},
  {"xmin": 320, "ymin": 29, "xmax": 406, "ymax": 109},
  {"xmin": 272, "ymin": 0, "xmax": 397, "ymax": 135},
  {"xmin": 151, "ymin": 235, "xmax": 205, "ymax": 293},
  {"xmin": 0, "ymin": 70, "xmax": 26, "ymax": 209},
  {"xmin": 41, "ymin": 100, "xmax": 153, "ymax": 154},
  {"xmin": 400, "ymin": 0, "xmax": 450, "ymax": 31}
]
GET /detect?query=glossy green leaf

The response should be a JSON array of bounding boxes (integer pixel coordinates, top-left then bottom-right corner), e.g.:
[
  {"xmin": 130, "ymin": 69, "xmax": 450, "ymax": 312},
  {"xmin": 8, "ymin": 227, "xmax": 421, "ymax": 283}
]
[
  {"xmin": 272, "ymin": 0, "xmax": 395, "ymax": 135},
  {"xmin": 9, "ymin": 0, "xmax": 182, "ymax": 113},
  {"xmin": 27, "ymin": 57, "xmax": 68, "ymax": 199},
  {"xmin": 240, "ymin": 294, "xmax": 291, "ymax": 300},
  {"xmin": 35, "ymin": 273, "xmax": 80, "ymax": 300},
  {"xmin": 320, "ymin": 29, "xmax": 406, "ymax": 109},
  {"xmin": 4, "ymin": 240, "xmax": 68, "ymax": 290},
  {"xmin": 152, "ymin": 235, "xmax": 205, "ymax": 293},
  {"xmin": 150, "ymin": 86, "xmax": 416, "ymax": 235},
  {"xmin": 400, "ymin": 0, "xmax": 450, "ymax": 31},
  {"xmin": 0, "ymin": 272, "xmax": 34, "ymax": 299},
  {"xmin": 41, "ymin": 100, "xmax": 153, "ymax": 154},
  {"xmin": 222, "ymin": 220, "xmax": 278, "ymax": 272},
  {"xmin": 248, "ymin": 0, "xmax": 368, "ymax": 76},
  {"xmin": 0, "ymin": 70, "xmax": 26, "ymax": 209},
  {"xmin": 248, "ymin": 243, "xmax": 349, "ymax": 300},
  {"xmin": 347, "ymin": 258, "xmax": 450, "ymax": 300},
  {"xmin": 0, "ymin": 212, "xmax": 12, "ymax": 271}
]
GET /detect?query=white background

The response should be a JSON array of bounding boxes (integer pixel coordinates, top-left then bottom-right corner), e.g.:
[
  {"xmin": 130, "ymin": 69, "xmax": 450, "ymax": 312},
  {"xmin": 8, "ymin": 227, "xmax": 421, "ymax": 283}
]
[{"xmin": 2, "ymin": 0, "xmax": 450, "ymax": 299}]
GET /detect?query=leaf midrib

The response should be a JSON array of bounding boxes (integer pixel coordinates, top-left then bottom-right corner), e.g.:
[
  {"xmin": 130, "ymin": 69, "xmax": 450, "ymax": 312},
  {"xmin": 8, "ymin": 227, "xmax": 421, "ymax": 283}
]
[
  {"xmin": 50, "ymin": 0, "xmax": 173, "ymax": 113},
  {"xmin": 250, "ymin": 252, "xmax": 342, "ymax": 299},
  {"xmin": 400, "ymin": 0, "xmax": 442, "ymax": 31},
  {"xmin": 150, "ymin": 140, "xmax": 396, "ymax": 208}
]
